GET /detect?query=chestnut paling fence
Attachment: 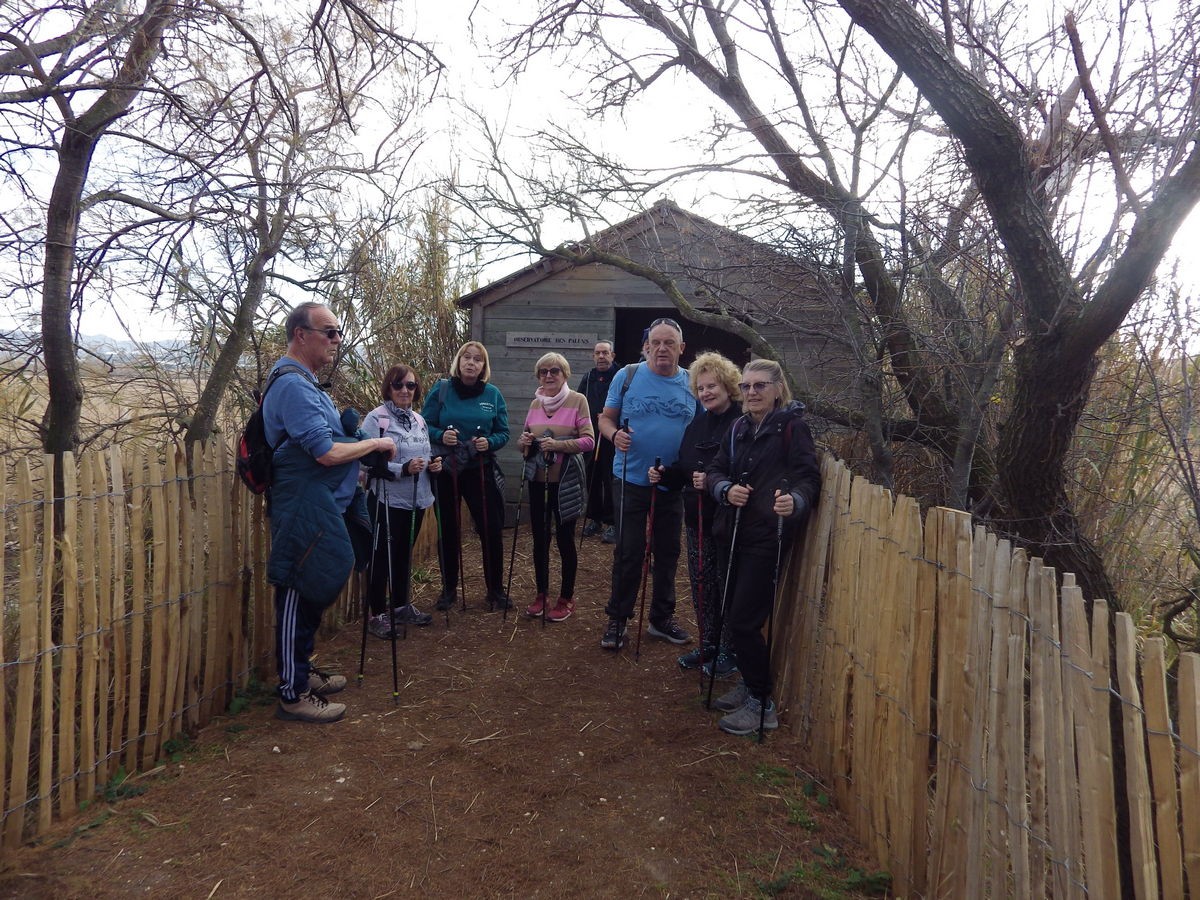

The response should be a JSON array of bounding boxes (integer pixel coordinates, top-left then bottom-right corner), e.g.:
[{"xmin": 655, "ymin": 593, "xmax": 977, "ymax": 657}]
[
  {"xmin": 0, "ymin": 440, "xmax": 449, "ymax": 852},
  {"xmin": 1, "ymin": 444, "xmax": 1198, "ymax": 898},
  {"xmin": 774, "ymin": 454, "xmax": 1200, "ymax": 898}
]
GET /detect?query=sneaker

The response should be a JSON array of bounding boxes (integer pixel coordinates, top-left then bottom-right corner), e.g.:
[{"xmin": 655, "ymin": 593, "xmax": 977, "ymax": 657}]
[
  {"xmin": 648, "ymin": 617, "xmax": 691, "ymax": 645},
  {"xmin": 702, "ymin": 651, "xmax": 738, "ymax": 680},
  {"xmin": 601, "ymin": 525, "xmax": 617, "ymax": 544},
  {"xmin": 677, "ymin": 645, "xmax": 716, "ymax": 670},
  {"xmin": 392, "ymin": 604, "xmax": 432, "ymax": 627},
  {"xmin": 718, "ymin": 695, "xmax": 778, "ymax": 736},
  {"xmin": 525, "ymin": 593, "xmax": 548, "ymax": 618},
  {"xmin": 435, "ymin": 590, "xmax": 456, "ymax": 612},
  {"xmin": 546, "ymin": 597, "xmax": 575, "ymax": 622},
  {"xmin": 582, "ymin": 520, "xmax": 601, "ymax": 538},
  {"xmin": 488, "ymin": 590, "xmax": 513, "ymax": 611},
  {"xmin": 368, "ymin": 613, "xmax": 397, "ymax": 640},
  {"xmin": 308, "ymin": 668, "xmax": 346, "ymax": 696},
  {"xmin": 713, "ymin": 681, "xmax": 748, "ymax": 712},
  {"xmin": 600, "ymin": 618, "xmax": 627, "ymax": 650},
  {"xmin": 276, "ymin": 690, "xmax": 346, "ymax": 724}
]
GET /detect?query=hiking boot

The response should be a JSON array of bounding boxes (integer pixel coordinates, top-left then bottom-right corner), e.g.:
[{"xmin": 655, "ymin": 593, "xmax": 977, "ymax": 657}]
[
  {"xmin": 600, "ymin": 618, "xmax": 627, "ymax": 650},
  {"xmin": 435, "ymin": 590, "xmax": 456, "ymax": 612},
  {"xmin": 308, "ymin": 668, "xmax": 346, "ymax": 696},
  {"xmin": 392, "ymin": 604, "xmax": 432, "ymax": 627},
  {"xmin": 276, "ymin": 690, "xmax": 346, "ymax": 724},
  {"xmin": 546, "ymin": 597, "xmax": 575, "ymax": 622},
  {"xmin": 713, "ymin": 681, "xmax": 748, "ymax": 712},
  {"xmin": 368, "ymin": 613, "xmax": 398, "ymax": 640},
  {"xmin": 702, "ymin": 651, "xmax": 738, "ymax": 680},
  {"xmin": 526, "ymin": 592, "xmax": 548, "ymax": 618},
  {"xmin": 718, "ymin": 695, "xmax": 778, "ymax": 736},
  {"xmin": 601, "ymin": 525, "xmax": 617, "ymax": 544},
  {"xmin": 648, "ymin": 617, "xmax": 691, "ymax": 645},
  {"xmin": 582, "ymin": 520, "xmax": 601, "ymax": 538},
  {"xmin": 488, "ymin": 590, "xmax": 513, "ymax": 611},
  {"xmin": 677, "ymin": 644, "xmax": 716, "ymax": 670}
]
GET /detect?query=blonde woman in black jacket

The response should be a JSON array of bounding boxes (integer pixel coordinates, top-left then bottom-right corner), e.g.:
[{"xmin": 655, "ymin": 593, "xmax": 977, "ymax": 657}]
[{"xmin": 705, "ymin": 359, "xmax": 821, "ymax": 736}]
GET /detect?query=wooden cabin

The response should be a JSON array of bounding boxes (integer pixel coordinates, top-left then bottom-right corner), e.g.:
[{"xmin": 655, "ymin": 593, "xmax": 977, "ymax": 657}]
[{"xmin": 456, "ymin": 199, "xmax": 856, "ymax": 509}]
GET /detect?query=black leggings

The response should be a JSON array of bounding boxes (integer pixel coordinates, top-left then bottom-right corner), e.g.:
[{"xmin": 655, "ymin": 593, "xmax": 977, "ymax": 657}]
[
  {"xmin": 365, "ymin": 494, "xmax": 425, "ymax": 615},
  {"xmin": 528, "ymin": 482, "xmax": 578, "ymax": 598},
  {"xmin": 435, "ymin": 461, "xmax": 505, "ymax": 595}
]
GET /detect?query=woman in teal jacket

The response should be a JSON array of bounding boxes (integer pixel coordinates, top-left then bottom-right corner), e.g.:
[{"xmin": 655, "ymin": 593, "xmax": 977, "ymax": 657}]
[{"xmin": 423, "ymin": 341, "xmax": 511, "ymax": 610}]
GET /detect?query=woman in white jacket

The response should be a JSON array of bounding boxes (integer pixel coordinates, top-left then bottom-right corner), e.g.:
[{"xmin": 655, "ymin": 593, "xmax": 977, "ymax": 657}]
[{"xmin": 361, "ymin": 364, "xmax": 443, "ymax": 637}]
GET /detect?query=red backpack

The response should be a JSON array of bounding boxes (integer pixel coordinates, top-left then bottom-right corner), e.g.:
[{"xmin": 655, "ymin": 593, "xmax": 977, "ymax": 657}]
[{"xmin": 235, "ymin": 364, "xmax": 308, "ymax": 495}]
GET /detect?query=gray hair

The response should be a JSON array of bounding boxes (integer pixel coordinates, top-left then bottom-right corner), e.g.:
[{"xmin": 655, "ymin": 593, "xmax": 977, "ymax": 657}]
[{"xmin": 285, "ymin": 302, "xmax": 324, "ymax": 342}]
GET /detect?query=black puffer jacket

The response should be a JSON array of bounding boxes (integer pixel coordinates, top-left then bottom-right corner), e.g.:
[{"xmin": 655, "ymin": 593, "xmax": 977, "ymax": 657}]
[
  {"xmin": 706, "ymin": 401, "xmax": 821, "ymax": 551},
  {"xmin": 657, "ymin": 401, "xmax": 742, "ymax": 532}
]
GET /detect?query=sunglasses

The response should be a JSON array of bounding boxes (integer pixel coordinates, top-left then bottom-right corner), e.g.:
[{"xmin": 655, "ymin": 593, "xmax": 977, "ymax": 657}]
[
  {"xmin": 738, "ymin": 380, "xmax": 776, "ymax": 393},
  {"xmin": 302, "ymin": 325, "xmax": 344, "ymax": 340},
  {"xmin": 537, "ymin": 366, "xmax": 563, "ymax": 377},
  {"xmin": 391, "ymin": 380, "xmax": 418, "ymax": 391},
  {"xmin": 649, "ymin": 317, "xmax": 682, "ymax": 334}
]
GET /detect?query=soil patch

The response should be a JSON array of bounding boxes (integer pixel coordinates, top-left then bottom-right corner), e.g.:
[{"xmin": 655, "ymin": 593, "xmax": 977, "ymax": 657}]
[{"xmin": 0, "ymin": 537, "xmax": 885, "ymax": 899}]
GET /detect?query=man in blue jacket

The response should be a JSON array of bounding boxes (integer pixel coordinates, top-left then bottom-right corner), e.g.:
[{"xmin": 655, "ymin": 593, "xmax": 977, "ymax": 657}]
[{"xmin": 263, "ymin": 302, "xmax": 395, "ymax": 724}]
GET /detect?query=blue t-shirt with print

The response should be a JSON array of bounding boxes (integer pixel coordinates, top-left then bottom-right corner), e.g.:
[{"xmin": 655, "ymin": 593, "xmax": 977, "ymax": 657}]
[{"xmin": 605, "ymin": 362, "xmax": 695, "ymax": 486}]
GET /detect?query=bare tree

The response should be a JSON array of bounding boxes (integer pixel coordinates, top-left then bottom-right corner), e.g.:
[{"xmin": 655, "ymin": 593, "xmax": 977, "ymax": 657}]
[
  {"xmin": 1, "ymin": 0, "xmax": 185, "ymax": 454},
  {"xmin": 463, "ymin": 0, "xmax": 1200, "ymax": 606},
  {"xmin": 0, "ymin": 0, "xmax": 439, "ymax": 452}
]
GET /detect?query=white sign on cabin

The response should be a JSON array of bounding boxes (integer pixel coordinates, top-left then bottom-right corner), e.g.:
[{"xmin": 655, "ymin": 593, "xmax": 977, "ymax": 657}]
[{"xmin": 505, "ymin": 332, "xmax": 598, "ymax": 349}]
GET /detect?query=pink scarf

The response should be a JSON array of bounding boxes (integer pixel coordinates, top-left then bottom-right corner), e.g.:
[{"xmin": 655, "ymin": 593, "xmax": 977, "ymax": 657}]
[{"xmin": 537, "ymin": 382, "xmax": 570, "ymax": 416}]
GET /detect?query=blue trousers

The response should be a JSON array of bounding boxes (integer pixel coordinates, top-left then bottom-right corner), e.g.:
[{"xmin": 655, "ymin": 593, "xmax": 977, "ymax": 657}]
[{"xmin": 275, "ymin": 585, "xmax": 325, "ymax": 701}]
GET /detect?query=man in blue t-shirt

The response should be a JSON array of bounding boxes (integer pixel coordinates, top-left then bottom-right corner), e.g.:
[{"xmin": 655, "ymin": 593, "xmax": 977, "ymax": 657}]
[{"xmin": 597, "ymin": 317, "xmax": 696, "ymax": 651}]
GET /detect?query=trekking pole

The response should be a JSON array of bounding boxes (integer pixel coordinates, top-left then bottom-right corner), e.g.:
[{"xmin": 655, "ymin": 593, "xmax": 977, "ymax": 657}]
[
  {"xmin": 615, "ymin": 417, "xmax": 630, "ymax": 560},
  {"xmin": 447, "ymin": 426, "xmax": 468, "ymax": 612},
  {"xmin": 359, "ymin": 414, "xmax": 392, "ymax": 685},
  {"xmin": 539, "ymin": 430, "xmax": 557, "ymax": 629},
  {"xmin": 360, "ymin": 479, "xmax": 387, "ymax": 685},
  {"xmin": 400, "ymin": 467, "xmax": 421, "ymax": 641},
  {"xmin": 386, "ymin": 468, "xmax": 400, "ymax": 710},
  {"xmin": 475, "ymin": 426, "xmax": 495, "ymax": 610},
  {"xmin": 633, "ymin": 456, "xmax": 662, "ymax": 661},
  {"xmin": 579, "ymin": 436, "xmax": 602, "ymax": 550},
  {"xmin": 707, "ymin": 472, "xmax": 749, "ymax": 709},
  {"xmin": 430, "ymin": 460, "xmax": 450, "ymax": 629},
  {"xmin": 761, "ymin": 479, "xmax": 789, "ymax": 742},
  {"xmin": 505, "ymin": 428, "xmax": 533, "ymax": 622},
  {"xmin": 695, "ymin": 483, "xmax": 707, "ymax": 694}
]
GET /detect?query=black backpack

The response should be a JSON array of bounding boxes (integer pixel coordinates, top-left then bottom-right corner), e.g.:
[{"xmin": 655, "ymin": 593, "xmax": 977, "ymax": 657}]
[{"xmin": 236, "ymin": 364, "xmax": 308, "ymax": 495}]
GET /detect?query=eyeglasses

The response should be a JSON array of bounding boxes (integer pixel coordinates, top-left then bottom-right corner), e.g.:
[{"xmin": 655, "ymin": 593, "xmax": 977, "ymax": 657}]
[
  {"xmin": 391, "ymin": 380, "xmax": 418, "ymax": 391},
  {"xmin": 649, "ymin": 317, "xmax": 682, "ymax": 334},
  {"xmin": 537, "ymin": 366, "xmax": 563, "ymax": 378},
  {"xmin": 302, "ymin": 325, "xmax": 344, "ymax": 340},
  {"xmin": 738, "ymin": 380, "xmax": 776, "ymax": 394}
]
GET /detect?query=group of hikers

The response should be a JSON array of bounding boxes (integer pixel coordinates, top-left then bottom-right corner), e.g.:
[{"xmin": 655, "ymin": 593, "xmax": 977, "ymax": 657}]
[{"xmin": 263, "ymin": 304, "xmax": 821, "ymax": 740}]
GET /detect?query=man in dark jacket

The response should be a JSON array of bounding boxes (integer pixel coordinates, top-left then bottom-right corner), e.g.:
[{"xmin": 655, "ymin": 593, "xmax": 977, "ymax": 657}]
[
  {"xmin": 577, "ymin": 340, "xmax": 617, "ymax": 542},
  {"xmin": 263, "ymin": 302, "xmax": 395, "ymax": 724}
]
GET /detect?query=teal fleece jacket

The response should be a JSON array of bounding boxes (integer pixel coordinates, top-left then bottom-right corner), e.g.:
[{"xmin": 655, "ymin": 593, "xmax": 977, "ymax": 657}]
[{"xmin": 422, "ymin": 379, "xmax": 510, "ymax": 469}]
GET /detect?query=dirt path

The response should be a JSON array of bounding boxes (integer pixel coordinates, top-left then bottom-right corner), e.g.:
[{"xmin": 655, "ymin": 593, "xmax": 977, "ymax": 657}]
[{"xmin": 0, "ymin": 538, "xmax": 884, "ymax": 899}]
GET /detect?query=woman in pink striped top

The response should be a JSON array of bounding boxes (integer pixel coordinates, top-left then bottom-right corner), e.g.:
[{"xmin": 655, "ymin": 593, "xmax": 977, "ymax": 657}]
[{"xmin": 516, "ymin": 352, "xmax": 596, "ymax": 622}]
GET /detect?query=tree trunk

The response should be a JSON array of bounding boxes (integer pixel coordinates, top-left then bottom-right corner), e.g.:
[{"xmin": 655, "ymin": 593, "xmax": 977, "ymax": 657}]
[
  {"xmin": 996, "ymin": 337, "xmax": 1117, "ymax": 604},
  {"xmin": 184, "ymin": 251, "xmax": 270, "ymax": 444},
  {"xmin": 40, "ymin": 128, "xmax": 92, "ymax": 453}
]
